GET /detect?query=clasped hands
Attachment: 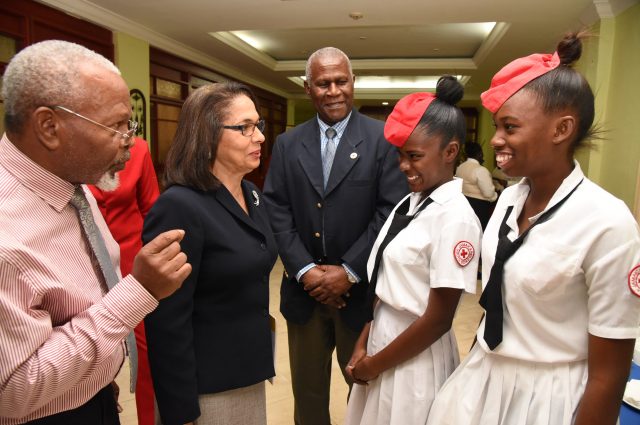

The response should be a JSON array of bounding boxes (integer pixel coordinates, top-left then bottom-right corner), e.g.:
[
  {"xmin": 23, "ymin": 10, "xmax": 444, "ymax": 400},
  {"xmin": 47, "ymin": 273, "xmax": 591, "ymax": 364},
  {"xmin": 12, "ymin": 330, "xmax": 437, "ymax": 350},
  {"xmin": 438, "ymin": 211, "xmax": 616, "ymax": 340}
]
[
  {"xmin": 345, "ymin": 345, "xmax": 379, "ymax": 385},
  {"xmin": 301, "ymin": 265, "xmax": 351, "ymax": 308}
]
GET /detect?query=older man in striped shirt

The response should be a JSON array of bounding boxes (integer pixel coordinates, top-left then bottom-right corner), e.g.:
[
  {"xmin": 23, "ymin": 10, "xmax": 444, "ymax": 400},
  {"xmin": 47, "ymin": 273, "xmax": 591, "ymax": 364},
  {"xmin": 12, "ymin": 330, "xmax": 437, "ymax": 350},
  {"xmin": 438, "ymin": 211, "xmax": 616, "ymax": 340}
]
[{"xmin": 0, "ymin": 40, "xmax": 191, "ymax": 425}]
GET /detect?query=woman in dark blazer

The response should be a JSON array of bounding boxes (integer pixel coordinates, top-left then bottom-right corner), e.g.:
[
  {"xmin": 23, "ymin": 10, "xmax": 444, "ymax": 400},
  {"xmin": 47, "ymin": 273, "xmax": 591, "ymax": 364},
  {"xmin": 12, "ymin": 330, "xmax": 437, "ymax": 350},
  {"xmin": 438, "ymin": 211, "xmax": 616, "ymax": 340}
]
[{"xmin": 143, "ymin": 82, "xmax": 277, "ymax": 425}]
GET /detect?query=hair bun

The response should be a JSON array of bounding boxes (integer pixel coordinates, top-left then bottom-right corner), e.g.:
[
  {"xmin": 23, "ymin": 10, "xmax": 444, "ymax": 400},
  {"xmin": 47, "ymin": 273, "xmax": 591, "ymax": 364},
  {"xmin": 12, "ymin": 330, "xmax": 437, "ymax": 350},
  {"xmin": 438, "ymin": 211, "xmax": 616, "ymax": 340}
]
[
  {"xmin": 435, "ymin": 75, "xmax": 464, "ymax": 105},
  {"xmin": 557, "ymin": 31, "xmax": 585, "ymax": 66}
]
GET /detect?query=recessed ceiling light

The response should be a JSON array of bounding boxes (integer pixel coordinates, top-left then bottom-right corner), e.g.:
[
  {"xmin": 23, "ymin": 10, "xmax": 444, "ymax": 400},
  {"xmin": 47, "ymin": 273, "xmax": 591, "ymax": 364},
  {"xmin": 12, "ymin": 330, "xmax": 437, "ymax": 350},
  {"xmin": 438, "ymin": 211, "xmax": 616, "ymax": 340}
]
[
  {"xmin": 359, "ymin": 36, "xmax": 367, "ymax": 40},
  {"xmin": 382, "ymin": 102, "xmax": 389, "ymax": 105},
  {"xmin": 482, "ymin": 22, "xmax": 496, "ymax": 35},
  {"xmin": 233, "ymin": 32, "xmax": 264, "ymax": 50},
  {"xmin": 349, "ymin": 12, "xmax": 364, "ymax": 20}
]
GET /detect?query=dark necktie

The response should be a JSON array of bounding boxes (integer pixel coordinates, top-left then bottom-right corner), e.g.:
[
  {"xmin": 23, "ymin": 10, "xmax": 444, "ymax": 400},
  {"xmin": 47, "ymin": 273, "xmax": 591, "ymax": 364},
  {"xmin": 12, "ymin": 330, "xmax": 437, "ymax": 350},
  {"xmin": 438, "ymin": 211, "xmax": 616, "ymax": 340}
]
[
  {"xmin": 479, "ymin": 179, "xmax": 583, "ymax": 349},
  {"xmin": 365, "ymin": 196, "xmax": 434, "ymax": 321},
  {"xmin": 322, "ymin": 127, "xmax": 337, "ymax": 189},
  {"xmin": 70, "ymin": 186, "xmax": 138, "ymax": 391}
]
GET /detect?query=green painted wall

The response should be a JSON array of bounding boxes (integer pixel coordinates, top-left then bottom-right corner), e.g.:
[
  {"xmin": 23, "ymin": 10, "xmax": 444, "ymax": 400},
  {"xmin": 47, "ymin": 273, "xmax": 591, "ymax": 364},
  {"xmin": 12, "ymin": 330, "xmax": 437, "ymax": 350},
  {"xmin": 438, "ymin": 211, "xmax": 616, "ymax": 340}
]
[
  {"xmin": 113, "ymin": 32, "xmax": 151, "ymax": 148},
  {"xmin": 573, "ymin": 24, "xmax": 601, "ymax": 176},
  {"xmin": 477, "ymin": 106, "xmax": 496, "ymax": 171},
  {"xmin": 597, "ymin": 3, "xmax": 640, "ymax": 208}
]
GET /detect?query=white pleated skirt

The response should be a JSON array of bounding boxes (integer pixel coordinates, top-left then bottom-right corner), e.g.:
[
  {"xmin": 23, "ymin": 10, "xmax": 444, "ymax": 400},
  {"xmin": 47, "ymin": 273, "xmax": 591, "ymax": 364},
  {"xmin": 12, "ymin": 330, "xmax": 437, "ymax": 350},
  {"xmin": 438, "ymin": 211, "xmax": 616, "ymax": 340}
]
[
  {"xmin": 345, "ymin": 302, "xmax": 460, "ymax": 425},
  {"xmin": 426, "ymin": 345, "xmax": 588, "ymax": 425}
]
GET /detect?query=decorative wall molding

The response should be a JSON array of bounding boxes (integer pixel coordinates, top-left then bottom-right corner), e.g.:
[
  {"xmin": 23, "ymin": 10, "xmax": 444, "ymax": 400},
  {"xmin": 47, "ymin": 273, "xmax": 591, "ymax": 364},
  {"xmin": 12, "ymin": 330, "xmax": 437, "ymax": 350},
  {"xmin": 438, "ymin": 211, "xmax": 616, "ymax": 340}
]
[{"xmin": 37, "ymin": 0, "xmax": 290, "ymax": 98}]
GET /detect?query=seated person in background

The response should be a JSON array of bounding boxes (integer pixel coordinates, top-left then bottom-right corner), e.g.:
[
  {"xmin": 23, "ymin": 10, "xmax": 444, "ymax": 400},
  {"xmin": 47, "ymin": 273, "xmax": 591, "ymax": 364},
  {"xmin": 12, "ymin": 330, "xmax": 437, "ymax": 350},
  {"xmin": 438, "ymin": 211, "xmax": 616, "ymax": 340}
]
[{"xmin": 456, "ymin": 141, "xmax": 497, "ymax": 229}]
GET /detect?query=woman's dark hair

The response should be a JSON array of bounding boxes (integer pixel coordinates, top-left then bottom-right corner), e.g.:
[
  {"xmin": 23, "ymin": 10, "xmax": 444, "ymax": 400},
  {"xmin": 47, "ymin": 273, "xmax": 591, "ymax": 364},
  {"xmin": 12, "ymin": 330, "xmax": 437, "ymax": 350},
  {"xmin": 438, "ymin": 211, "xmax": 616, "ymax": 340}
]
[
  {"xmin": 524, "ymin": 31, "xmax": 595, "ymax": 150},
  {"xmin": 416, "ymin": 75, "xmax": 466, "ymax": 149},
  {"xmin": 164, "ymin": 81, "xmax": 259, "ymax": 190},
  {"xmin": 464, "ymin": 141, "xmax": 484, "ymax": 162}
]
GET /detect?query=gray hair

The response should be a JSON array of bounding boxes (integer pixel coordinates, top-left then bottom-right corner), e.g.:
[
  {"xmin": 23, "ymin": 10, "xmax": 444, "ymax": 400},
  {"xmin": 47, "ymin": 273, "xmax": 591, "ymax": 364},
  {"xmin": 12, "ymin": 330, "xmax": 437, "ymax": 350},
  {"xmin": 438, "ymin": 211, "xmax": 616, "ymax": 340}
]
[
  {"xmin": 304, "ymin": 47, "xmax": 353, "ymax": 82},
  {"xmin": 2, "ymin": 40, "xmax": 121, "ymax": 133}
]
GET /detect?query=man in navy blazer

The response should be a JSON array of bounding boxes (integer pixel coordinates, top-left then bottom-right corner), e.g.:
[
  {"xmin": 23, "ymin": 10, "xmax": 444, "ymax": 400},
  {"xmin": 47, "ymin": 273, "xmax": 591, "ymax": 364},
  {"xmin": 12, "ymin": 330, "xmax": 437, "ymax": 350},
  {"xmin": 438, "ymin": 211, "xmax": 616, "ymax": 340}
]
[{"xmin": 263, "ymin": 47, "xmax": 408, "ymax": 425}]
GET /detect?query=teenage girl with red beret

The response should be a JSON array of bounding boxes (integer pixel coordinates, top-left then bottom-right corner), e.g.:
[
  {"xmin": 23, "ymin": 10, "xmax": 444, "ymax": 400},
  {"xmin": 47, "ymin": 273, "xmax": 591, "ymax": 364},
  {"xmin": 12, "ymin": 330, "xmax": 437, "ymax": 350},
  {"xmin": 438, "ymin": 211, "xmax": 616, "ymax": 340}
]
[{"xmin": 344, "ymin": 76, "xmax": 482, "ymax": 425}]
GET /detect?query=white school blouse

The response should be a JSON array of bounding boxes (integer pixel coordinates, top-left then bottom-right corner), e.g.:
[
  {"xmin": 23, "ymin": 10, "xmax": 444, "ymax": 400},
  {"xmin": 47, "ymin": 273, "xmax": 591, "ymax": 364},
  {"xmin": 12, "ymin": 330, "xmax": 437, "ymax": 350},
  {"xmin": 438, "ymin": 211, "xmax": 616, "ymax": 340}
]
[
  {"xmin": 476, "ymin": 161, "xmax": 640, "ymax": 362},
  {"xmin": 370, "ymin": 178, "xmax": 482, "ymax": 316}
]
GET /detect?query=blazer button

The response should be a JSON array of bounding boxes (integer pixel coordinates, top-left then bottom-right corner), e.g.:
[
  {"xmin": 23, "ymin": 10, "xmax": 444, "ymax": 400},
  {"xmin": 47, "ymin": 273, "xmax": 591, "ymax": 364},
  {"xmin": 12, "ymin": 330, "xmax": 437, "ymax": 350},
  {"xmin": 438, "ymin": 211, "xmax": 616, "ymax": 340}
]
[
  {"xmin": 316, "ymin": 202, "xmax": 322, "ymax": 208},
  {"xmin": 314, "ymin": 232, "xmax": 321, "ymax": 238},
  {"xmin": 260, "ymin": 242, "xmax": 266, "ymax": 250}
]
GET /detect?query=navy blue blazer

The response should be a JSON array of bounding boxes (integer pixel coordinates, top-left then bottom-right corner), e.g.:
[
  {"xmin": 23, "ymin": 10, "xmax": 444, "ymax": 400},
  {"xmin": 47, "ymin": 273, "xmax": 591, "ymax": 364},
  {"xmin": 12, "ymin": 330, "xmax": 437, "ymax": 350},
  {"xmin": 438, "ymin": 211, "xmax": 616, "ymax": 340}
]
[
  {"xmin": 143, "ymin": 181, "xmax": 277, "ymax": 425},
  {"xmin": 263, "ymin": 110, "xmax": 408, "ymax": 331}
]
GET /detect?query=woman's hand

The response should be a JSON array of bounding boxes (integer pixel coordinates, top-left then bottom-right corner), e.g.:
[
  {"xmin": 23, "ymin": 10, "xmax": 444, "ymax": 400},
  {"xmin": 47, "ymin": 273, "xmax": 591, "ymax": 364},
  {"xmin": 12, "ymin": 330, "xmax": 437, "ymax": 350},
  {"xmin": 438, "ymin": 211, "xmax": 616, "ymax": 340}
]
[
  {"xmin": 346, "ymin": 322, "xmax": 372, "ymax": 385},
  {"xmin": 351, "ymin": 356, "xmax": 380, "ymax": 383},
  {"xmin": 346, "ymin": 346, "xmax": 368, "ymax": 384}
]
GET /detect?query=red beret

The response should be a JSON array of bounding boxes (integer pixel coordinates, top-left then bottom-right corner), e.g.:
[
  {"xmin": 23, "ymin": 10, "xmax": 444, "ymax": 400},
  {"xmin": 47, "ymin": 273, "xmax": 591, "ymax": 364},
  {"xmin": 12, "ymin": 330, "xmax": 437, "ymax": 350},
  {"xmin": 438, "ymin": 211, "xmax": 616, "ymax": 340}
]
[
  {"xmin": 384, "ymin": 92, "xmax": 436, "ymax": 147},
  {"xmin": 481, "ymin": 52, "xmax": 560, "ymax": 113}
]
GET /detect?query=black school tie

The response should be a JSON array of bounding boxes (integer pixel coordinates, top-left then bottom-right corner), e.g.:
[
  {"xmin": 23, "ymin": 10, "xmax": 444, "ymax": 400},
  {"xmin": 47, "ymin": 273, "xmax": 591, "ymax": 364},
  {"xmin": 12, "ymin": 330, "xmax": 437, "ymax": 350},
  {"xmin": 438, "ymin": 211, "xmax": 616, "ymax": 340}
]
[
  {"xmin": 364, "ymin": 196, "xmax": 434, "ymax": 321},
  {"xmin": 479, "ymin": 180, "xmax": 583, "ymax": 349}
]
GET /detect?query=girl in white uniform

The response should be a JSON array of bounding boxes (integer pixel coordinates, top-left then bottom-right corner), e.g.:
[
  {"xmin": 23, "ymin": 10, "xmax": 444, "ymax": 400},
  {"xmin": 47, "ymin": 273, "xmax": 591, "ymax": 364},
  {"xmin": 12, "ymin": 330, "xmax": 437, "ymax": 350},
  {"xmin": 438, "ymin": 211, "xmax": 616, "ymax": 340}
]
[
  {"xmin": 344, "ymin": 76, "xmax": 482, "ymax": 425},
  {"xmin": 427, "ymin": 33, "xmax": 640, "ymax": 425}
]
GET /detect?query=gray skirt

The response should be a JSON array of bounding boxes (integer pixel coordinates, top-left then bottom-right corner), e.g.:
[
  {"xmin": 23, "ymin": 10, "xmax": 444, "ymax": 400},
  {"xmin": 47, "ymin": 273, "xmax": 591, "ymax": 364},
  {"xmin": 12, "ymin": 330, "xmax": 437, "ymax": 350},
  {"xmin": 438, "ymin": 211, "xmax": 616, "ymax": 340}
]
[{"xmin": 155, "ymin": 381, "xmax": 266, "ymax": 425}]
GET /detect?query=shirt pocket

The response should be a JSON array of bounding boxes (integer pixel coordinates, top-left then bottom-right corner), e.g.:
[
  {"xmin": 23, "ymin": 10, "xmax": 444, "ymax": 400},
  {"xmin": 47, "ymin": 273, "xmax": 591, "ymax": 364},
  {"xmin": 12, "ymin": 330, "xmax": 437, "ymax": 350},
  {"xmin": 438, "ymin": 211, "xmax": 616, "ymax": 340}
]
[
  {"xmin": 508, "ymin": 239, "xmax": 580, "ymax": 299},
  {"xmin": 383, "ymin": 226, "xmax": 427, "ymax": 266}
]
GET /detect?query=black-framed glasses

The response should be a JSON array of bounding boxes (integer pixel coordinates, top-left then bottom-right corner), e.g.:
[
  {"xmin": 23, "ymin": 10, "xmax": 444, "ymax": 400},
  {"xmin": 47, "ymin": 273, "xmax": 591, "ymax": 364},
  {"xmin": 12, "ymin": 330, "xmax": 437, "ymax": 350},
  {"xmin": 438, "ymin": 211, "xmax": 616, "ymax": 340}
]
[
  {"xmin": 223, "ymin": 119, "xmax": 265, "ymax": 137},
  {"xmin": 53, "ymin": 105, "xmax": 138, "ymax": 146}
]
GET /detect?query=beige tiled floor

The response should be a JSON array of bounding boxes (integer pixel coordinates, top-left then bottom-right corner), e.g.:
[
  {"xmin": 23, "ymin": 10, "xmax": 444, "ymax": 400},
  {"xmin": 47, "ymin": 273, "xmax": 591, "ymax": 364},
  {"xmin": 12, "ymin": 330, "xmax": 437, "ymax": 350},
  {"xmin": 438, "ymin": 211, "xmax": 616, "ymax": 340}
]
[{"xmin": 117, "ymin": 259, "xmax": 483, "ymax": 425}]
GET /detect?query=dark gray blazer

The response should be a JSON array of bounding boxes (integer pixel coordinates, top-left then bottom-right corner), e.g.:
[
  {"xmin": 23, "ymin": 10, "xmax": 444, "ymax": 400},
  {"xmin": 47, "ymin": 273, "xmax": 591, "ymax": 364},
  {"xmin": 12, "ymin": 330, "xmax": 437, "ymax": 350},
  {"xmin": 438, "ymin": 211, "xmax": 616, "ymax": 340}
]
[{"xmin": 263, "ymin": 109, "xmax": 408, "ymax": 331}]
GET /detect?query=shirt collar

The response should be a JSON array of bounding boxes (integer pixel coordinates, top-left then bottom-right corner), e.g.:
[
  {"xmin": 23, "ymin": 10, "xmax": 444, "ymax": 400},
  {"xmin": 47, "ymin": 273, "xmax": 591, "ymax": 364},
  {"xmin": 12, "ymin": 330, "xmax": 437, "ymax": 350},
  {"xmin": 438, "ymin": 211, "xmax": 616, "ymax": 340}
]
[
  {"xmin": 503, "ymin": 160, "xmax": 584, "ymax": 226},
  {"xmin": 408, "ymin": 178, "xmax": 462, "ymax": 212},
  {"xmin": 317, "ymin": 111, "xmax": 352, "ymax": 140},
  {"xmin": 0, "ymin": 134, "xmax": 75, "ymax": 212},
  {"xmin": 529, "ymin": 160, "xmax": 584, "ymax": 221},
  {"xmin": 429, "ymin": 177, "xmax": 463, "ymax": 204}
]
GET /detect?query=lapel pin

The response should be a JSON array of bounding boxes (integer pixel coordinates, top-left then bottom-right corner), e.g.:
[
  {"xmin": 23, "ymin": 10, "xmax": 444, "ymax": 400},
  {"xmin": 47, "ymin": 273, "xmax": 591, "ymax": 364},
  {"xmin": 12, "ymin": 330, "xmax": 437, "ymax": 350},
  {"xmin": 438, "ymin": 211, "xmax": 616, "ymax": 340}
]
[
  {"xmin": 350, "ymin": 152, "xmax": 358, "ymax": 160},
  {"xmin": 252, "ymin": 190, "xmax": 260, "ymax": 206}
]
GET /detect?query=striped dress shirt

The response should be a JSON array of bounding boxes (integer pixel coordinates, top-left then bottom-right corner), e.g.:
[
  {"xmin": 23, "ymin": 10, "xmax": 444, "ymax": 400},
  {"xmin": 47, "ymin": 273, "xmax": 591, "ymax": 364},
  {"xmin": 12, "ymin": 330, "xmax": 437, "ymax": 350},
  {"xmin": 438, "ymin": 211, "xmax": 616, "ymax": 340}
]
[{"xmin": 0, "ymin": 134, "xmax": 158, "ymax": 424}]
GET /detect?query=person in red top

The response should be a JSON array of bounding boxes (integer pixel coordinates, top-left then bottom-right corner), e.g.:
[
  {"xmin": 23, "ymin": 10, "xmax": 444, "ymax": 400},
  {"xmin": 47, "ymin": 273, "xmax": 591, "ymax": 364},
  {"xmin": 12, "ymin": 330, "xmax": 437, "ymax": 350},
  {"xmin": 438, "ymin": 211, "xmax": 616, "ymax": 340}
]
[{"xmin": 89, "ymin": 138, "xmax": 160, "ymax": 425}]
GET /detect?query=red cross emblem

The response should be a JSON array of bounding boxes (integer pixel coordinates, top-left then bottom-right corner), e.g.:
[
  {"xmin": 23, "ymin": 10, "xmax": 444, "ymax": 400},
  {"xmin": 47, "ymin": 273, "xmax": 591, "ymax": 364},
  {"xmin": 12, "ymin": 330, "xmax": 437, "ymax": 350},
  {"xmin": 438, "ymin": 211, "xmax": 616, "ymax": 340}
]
[
  {"xmin": 453, "ymin": 241, "xmax": 475, "ymax": 267},
  {"xmin": 628, "ymin": 264, "xmax": 640, "ymax": 298}
]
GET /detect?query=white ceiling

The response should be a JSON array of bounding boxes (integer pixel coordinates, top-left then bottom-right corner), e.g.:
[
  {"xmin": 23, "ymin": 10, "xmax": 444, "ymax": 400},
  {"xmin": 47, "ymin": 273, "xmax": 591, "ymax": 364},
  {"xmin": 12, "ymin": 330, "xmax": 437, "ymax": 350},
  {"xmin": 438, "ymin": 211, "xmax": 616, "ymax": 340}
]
[{"xmin": 38, "ymin": 0, "xmax": 638, "ymax": 103}]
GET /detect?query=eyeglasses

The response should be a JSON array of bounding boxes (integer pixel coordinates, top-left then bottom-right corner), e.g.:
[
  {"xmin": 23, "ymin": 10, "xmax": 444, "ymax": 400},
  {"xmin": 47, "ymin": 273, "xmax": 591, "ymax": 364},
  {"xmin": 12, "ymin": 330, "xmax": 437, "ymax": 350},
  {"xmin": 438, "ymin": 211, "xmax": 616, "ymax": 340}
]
[
  {"xmin": 223, "ymin": 119, "xmax": 265, "ymax": 137},
  {"xmin": 53, "ymin": 106, "xmax": 138, "ymax": 146}
]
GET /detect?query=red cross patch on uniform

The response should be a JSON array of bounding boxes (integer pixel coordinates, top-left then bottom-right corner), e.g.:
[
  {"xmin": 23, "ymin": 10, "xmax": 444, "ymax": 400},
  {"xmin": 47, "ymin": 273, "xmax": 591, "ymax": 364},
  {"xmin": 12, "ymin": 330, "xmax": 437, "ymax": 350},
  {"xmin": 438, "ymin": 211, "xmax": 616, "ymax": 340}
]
[
  {"xmin": 453, "ymin": 241, "xmax": 475, "ymax": 267},
  {"xmin": 628, "ymin": 265, "xmax": 640, "ymax": 298}
]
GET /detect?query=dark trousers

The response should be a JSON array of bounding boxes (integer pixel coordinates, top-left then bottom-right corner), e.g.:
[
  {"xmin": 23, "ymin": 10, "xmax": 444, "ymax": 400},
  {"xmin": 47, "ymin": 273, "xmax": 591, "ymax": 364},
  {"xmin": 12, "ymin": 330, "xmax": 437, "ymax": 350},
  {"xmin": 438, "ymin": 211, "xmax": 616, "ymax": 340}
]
[
  {"xmin": 24, "ymin": 385, "xmax": 120, "ymax": 425},
  {"xmin": 287, "ymin": 304, "xmax": 360, "ymax": 425}
]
